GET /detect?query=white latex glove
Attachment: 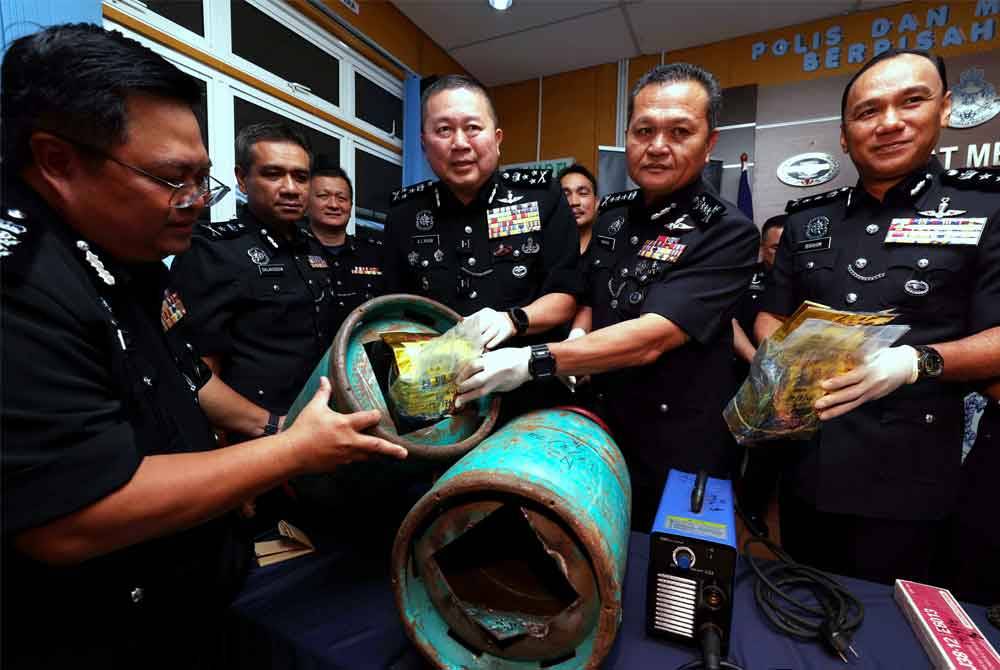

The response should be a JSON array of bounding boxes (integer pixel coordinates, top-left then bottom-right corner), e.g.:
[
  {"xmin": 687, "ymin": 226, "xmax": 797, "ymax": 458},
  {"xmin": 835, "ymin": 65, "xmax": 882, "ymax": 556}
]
[
  {"xmin": 559, "ymin": 328, "xmax": 587, "ymax": 391},
  {"xmin": 464, "ymin": 307, "xmax": 517, "ymax": 351},
  {"xmin": 454, "ymin": 347, "xmax": 531, "ymax": 408},
  {"xmin": 814, "ymin": 345, "xmax": 919, "ymax": 421}
]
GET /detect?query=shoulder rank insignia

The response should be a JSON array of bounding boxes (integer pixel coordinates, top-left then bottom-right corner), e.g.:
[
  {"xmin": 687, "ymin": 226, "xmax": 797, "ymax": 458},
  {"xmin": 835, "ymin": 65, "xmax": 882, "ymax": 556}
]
[
  {"xmin": 0, "ymin": 208, "xmax": 29, "ymax": 260},
  {"xmin": 690, "ymin": 192, "xmax": 725, "ymax": 226},
  {"xmin": 942, "ymin": 167, "xmax": 1000, "ymax": 190},
  {"xmin": 391, "ymin": 180, "xmax": 435, "ymax": 205},
  {"xmin": 598, "ymin": 189, "xmax": 640, "ymax": 214},
  {"xmin": 500, "ymin": 168, "xmax": 550, "ymax": 187},
  {"xmin": 785, "ymin": 186, "xmax": 852, "ymax": 214},
  {"xmin": 199, "ymin": 221, "xmax": 247, "ymax": 241}
]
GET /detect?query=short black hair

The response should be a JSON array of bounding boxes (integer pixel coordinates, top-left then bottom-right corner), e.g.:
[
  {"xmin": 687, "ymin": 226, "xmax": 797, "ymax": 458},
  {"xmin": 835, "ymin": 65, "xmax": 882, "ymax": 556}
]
[
  {"xmin": 557, "ymin": 163, "xmax": 597, "ymax": 193},
  {"xmin": 761, "ymin": 214, "xmax": 786, "ymax": 239},
  {"xmin": 420, "ymin": 74, "xmax": 499, "ymax": 129},
  {"xmin": 841, "ymin": 49, "xmax": 948, "ymax": 119},
  {"xmin": 311, "ymin": 153, "xmax": 353, "ymax": 199},
  {"xmin": 2, "ymin": 23, "xmax": 203, "ymax": 173},
  {"xmin": 235, "ymin": 122, "xmax": 312, "ymax": 173},
  {"xmin": 628, "ymin": 63, "xmax": 723, "ymax": 131}
]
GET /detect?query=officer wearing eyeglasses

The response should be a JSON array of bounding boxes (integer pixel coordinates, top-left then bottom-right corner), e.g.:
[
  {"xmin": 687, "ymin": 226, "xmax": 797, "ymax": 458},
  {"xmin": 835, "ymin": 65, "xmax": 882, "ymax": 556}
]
[
  {"xmin": 1, "ymin": 24, "xmax": 405, "ymax": 669},
  {"xmin": 170, "ymin": 122, "xmax": 340, "ymax": 444}
]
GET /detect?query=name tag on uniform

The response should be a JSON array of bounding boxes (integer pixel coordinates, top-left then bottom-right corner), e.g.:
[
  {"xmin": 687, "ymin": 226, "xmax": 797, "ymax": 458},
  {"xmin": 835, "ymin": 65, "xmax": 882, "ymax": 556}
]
[
  {"xmin": 487, "ymin": 201, "xmax": 542, "ymax": 239},
  {"xmin": 885, "ymin": 217, "xmax": 987, "ymax": 245},
  {"xmin": 597, "ymin": 235, "xmax": 616, "ymax": 251},
  {"xmin": 413, "ymin": 234, "xmax": 439, "ymax": 247},
  {"xmin": 160, "ymin": 289, "xmax": 187, "ymax": 332},
  {"xmin": 794, "ymin": 237, "xmax": 832, "ymax": 254},
  {"xmin": 638, "ymin": 235, "xmax": 686, "ymax": 263},
  {"xmin": 258, "ymin": 264, "xmax": 285, "ymax": 276},
  {"xmin": 351, "ymin": 266, "xmax": 382, "ymax": 275},
  {"xmin": 307, "ymin": 255, "xmax": 328, "ymax": 269}
]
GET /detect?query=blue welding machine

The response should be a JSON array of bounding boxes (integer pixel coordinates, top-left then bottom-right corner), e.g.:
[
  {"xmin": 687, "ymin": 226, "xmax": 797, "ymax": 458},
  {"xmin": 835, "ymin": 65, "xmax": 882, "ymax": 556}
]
[{"xmin": 647, "ymin": 469, "xmax": 737, "ymax": 655}]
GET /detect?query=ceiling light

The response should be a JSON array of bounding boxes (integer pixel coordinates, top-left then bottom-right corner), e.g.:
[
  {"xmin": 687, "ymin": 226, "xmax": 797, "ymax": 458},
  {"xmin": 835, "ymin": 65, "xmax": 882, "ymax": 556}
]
[{"xmin": 488, "ymin": 0, "xmax": 512, "ymax": 11}]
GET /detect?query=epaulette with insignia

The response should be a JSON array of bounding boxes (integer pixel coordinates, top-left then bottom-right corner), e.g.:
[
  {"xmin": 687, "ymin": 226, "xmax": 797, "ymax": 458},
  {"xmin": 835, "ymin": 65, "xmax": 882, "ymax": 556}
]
[
  {"xmin": 942, "ymin": 167, "xmax": 1000, "ymax": 190},
  {"xmin": 500, "ymin": 168, "xmax": 550, "ymax": 187},
  {"xmin": 391, "ymin": 180, "xmax": 434, "ymax": 206},
  {"xmin": 785, "ymin": 186, "xmax": 852, "ymax": 214},
  {"xmin": 598, "ymin": 188, "xmax": 640, "ymax": 214},
  {"xmin": 689, "ymin": 192, "xmax": 726, "ymax": 226},
  {"xmin": 198, "ymin": 221, "xmax": 247, "ymax": 240}
]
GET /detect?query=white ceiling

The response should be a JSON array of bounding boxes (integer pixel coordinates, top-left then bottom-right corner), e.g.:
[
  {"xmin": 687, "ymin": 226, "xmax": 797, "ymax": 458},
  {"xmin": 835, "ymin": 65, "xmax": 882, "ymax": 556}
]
[{"xmin": 391, "ymin": 0, "xmax": 904, "ymax": 86}]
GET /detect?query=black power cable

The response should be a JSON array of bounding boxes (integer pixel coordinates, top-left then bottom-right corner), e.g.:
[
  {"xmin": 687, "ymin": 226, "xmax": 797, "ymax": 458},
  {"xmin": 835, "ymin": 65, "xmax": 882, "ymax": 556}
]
[
  {"xmin": 742, "ymin": 535, "xmax": 865, "ymax": 662},
  {"xmin": 674, "ymin": 623, "xmax": 746, "ymax": 670}
]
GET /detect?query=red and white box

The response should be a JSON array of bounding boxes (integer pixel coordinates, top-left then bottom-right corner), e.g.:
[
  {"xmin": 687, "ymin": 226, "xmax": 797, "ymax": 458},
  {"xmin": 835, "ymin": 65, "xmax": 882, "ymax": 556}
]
[{"xmin": 894, "ymin": 579, "xmax": 1000, "ymax": 670}]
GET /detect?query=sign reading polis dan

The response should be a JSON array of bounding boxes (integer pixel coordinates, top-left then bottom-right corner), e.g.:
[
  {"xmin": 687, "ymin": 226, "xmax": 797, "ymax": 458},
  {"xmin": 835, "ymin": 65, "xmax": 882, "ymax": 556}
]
[{"xmin": 776, "ymin": 152, "xmax": 841, "ymax": 188}]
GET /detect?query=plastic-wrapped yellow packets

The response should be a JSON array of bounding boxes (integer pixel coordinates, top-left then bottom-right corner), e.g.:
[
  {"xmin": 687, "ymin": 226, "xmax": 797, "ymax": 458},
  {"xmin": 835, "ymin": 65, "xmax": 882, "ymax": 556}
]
[
  {"xmin": 383, "ymin": 323, "xmax": 480, "ymax": 423},
  {"xmin": 724, "ymin": 302, "xmax": 910, "ymax": 445}
]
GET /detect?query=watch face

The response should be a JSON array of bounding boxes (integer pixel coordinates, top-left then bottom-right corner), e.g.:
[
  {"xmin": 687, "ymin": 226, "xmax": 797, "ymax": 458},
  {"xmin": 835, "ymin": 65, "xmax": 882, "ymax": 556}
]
[{"xmin": 921, "ymin": 347, "xmax": 944, "ymax": 377}]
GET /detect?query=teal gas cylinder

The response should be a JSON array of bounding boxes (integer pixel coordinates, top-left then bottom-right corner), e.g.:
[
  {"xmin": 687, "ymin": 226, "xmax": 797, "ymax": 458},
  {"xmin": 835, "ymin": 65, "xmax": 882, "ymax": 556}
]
[
  {"xmin": 391, "ymin": 408, "xmax": 631, "ymax": 669},
  {"xmin": 285, "ymin": 294, "xmax": 500, "ymax": 510}
]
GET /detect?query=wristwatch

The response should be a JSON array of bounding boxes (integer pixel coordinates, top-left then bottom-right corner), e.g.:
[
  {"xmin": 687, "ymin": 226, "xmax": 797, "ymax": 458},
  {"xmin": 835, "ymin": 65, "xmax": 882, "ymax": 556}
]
[
  {"xmin": 528, "ymin": 344, "xmax": 557, "ymax": 379},
  {"xmin": 508, "ymin": 307, "xmax": 530, "ymax": 336},
  {"xmin": 914, "ymin": 345, "xmax": 944, "ymax": 381},
  {"xmin": 263, "ymin": 412, "xmax": 281, "ymax": 436}
]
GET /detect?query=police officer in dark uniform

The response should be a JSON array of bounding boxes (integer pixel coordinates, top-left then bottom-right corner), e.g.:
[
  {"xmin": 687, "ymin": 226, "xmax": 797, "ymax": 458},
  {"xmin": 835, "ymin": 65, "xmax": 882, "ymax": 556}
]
[
  {"xmin": 1, "ymin": 25, "xmax": 404, "ymax": 669},
  {"xmin": 457, "ymin": 64, "xmax": 759, "ymax": 530},
  {"xmin": 733, "ymin": 214, "xmax": 784, "ymax": 368},
  {"xmin": 383, "ymin": 75, "xmax": 581, "ymax": 418},
  {"xmin": 170, "ymin": 122, "xmax": 338, "ymax": 441},
  {"xmin": 756, "ymin": 50, "xmax": 1000, "ymax": 585},
  {"xmin": 305, "ymin": 154, "xmax": 384, "ymax": 333}
]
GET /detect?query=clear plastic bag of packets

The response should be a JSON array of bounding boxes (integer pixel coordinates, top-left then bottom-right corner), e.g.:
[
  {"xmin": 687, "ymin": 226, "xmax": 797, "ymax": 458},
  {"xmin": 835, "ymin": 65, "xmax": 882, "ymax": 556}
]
[
  {"xmin": 384, "ymin": 320, "xmax": 481, "ymax": 425},
  {"xmin": 724, "ymin": 302, "xmax": 910, "ymax": 445}
]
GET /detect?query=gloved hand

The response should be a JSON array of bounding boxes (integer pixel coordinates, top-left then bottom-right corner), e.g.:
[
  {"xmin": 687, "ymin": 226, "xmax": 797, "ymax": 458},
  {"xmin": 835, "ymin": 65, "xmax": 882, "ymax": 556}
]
[
  {"xmin": 454, "ymin": 347, "xmax": 531, "ymax": 408},
  {"xmin": 814, "ymin": 345, "xmax": 919, "ymax": 421},
  {"xmin": 464, "ymin": 307, "xmax": 517, "ymax": 351},
  {"xmin": 559, "ymin": 327, "xmax": 587, "ymax": 391}
]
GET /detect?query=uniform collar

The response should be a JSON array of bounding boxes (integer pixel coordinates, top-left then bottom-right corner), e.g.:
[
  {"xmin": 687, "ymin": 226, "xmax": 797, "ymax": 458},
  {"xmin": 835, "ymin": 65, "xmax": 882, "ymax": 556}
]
[
  {"xmin": 847, "ymin": 157, "xmax": 943, "ymax": 215},
  {"xmin": 436, "ymin": 171, "xmax": 501, "ymax": 211},
  {"xmin": 241, "ymin": 207, "xmax": 310, "ymax": 252},
  {"xmin": 636, "ymin": 176, "xmax": 709, "ymax": 222}
]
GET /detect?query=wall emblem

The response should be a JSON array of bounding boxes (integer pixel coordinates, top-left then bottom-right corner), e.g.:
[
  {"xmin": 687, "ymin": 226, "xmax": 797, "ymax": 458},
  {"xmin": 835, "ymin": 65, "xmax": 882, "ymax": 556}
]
[
  {"xmin": 949, "ymin": 67, "xmax": 1000, "ymax": 129},
  {"xmin": 777, "ymin": 152, "xmax": 840, "ymax": 187}
]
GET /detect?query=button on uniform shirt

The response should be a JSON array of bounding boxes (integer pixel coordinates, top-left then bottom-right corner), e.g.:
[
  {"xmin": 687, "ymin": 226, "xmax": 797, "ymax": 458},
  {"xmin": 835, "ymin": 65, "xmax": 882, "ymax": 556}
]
[
  {"xmin": 585, "ymin": 178, "xmax": 759, "ymax": 529},
  {"xmin": 169, "ymin": 209, "xmax": 337, "ymax": 421},
  {"xmin": 759, "ymin": 158, "xmax": 1000, "ymax": 521},
  {"xmin": 382, "ymin": 168, "xmax": 582, "ymax": 317},
  {"xmin": 313, "ymin": 226, "xmax": 385, "ymax": 335},
  {"xmin": 1, "ymin": 180, "xmax": 249, "ymax": 668}
]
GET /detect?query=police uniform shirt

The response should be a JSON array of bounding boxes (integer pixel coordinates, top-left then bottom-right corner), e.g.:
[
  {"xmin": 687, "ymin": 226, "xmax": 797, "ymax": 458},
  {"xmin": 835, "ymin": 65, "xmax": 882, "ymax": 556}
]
[
  {"xmin": 735, "ymin": 261, "xmax": 769, "ymax": 339},
  {"xmin": 311, "ymin": 226, "xmax": 385, "ymax": 334},
  {"xmin": 760, "ymin": 158, "xmax": 1000, "ymax": 521},
  {"xmin": 585, "ymin": 178, "xmax": 759, "ymax": 523},
  {"xmin": 1, "ymin": 180, "xmax": 248, "ymax": 666},
  {"xmin": 382, "ymin": 168, "xmax": 583, "ymax": 317},
  {"xmin": 169, "ymin": 209, "xmax": 336, "ymax": 417}
]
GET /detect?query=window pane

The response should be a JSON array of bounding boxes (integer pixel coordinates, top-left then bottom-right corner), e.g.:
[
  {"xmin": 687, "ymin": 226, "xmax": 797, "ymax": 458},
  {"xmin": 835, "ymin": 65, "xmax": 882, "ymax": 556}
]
[
  {"xmin": 355, "ymin": 150, "xmax": 401, "ymax": 222},
  {"xmin": 355, "ymin": 73, "xmax": 401, "ymax": 138},
  {"xmin": 144, "ymin": 0, "xmax": 204, "ymax": 36},
  {"xmin": 230, "ymin": 1, "xmax": 339, "ymax": 106}
]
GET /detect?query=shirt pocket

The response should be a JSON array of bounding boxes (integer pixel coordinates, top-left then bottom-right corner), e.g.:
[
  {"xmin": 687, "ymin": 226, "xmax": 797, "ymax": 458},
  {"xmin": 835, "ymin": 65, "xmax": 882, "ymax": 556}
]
[
  {"xmin": 879, "ymin": 245, "xmax": 970, "ymax": 319},
  {"xmin": 489, "ymin": 232, "xmax": 543, "ymax": 304},
  {"xmin": 792, "ymin": 248, "xmax": 839, "ymax": 297}
]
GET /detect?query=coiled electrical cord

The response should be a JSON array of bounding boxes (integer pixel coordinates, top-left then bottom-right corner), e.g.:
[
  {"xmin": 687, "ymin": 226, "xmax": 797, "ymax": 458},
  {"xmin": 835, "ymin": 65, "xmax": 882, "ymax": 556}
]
[{"xmin": 743, "ymin": 535, "xmax": 865, "ymax": 662}]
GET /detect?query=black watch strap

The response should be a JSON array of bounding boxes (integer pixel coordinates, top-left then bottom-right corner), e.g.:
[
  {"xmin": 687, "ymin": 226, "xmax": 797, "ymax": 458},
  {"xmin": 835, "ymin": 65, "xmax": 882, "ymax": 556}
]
[
  {"xmin": 263, "ymin": 412, "xmax": 281, "ymax": 436},
  {"xmin": 528, "ymin": 344, "xmax": 556, "ymax": 379},
  {"xmin": 508, "ymin": 308, "xmax": 530, "ymax": 336}
]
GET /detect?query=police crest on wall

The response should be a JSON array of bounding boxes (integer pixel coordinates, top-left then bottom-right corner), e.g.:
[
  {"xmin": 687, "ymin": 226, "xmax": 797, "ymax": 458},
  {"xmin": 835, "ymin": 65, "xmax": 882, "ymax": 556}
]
[
  {"xmin": 777, "ymin": 152, "xmax": 840, "ymax": 187},
  {"xmin": 948, "ymin": 67, "xmax": 1000, "ymax": 129}
]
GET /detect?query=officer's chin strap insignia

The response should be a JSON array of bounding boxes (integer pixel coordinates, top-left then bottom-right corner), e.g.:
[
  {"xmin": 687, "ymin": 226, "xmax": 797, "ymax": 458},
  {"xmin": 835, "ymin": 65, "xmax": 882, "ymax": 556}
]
[
  {"xmin": 76, "ymin": 240, "xmax": 115, "ymax": 286},
  {"xmin": 260, "ymin": 228, "xmax": 280, "ymax": 250},
  {"xmin": 910, "ymin": 173, "xmax": 932, "ymax": 198},
  {"xmin": 488, "ymin": 183, "xmax": 498, "ymax": 205},
  {"xmin": 496, "ymin": 189, "xmax": 524, "ymax": 205},
  {"xmin": 434, "ymin": 185, "xmax": 441, "ymax": 209},
  {"xmin": 918, "ymin": 196, "xmax": 967, "ymax": 217},
  {"xmin": 649, "ymin": 202, "xmax": 677, "ymax": 221}
]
